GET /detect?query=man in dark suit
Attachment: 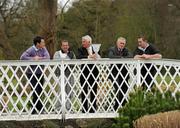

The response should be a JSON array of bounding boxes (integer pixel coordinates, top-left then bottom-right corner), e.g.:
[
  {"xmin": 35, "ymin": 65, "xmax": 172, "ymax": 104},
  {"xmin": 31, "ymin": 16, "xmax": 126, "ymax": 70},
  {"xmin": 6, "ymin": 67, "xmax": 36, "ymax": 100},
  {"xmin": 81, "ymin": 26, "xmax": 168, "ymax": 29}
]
[
  {"xmin": 108, "ymin": 37, "xmax": 132, "ymax": 111},
  {"xmin": 77, "ymin": 35, "xmax": 99, "ymax": 113}
]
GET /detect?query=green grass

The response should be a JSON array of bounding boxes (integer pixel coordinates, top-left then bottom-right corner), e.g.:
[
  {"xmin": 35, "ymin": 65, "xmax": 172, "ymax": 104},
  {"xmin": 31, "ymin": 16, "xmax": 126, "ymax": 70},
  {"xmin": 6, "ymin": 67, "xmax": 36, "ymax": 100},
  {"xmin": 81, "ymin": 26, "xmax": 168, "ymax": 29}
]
[
  {"xmin": 155, "ymin": 75, "xmax": 180, "ymax": 92},
  {"xmin": 156, "ymin": 75, "xmax": 180, "ymax": 85}
]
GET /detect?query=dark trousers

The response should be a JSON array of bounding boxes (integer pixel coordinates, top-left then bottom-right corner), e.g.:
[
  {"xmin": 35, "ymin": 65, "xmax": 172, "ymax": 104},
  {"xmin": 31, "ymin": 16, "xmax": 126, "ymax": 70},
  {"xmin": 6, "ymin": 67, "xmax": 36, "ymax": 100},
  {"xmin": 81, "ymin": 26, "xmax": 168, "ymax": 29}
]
[
  {"xmin": 113, "ymin": 75, "xmax": 128, "ymax": 110},
  {"xmin": 27, "ymin": 73, "xmax": 44, "ymax": 114},
  {"xmin": 141, "ymin": 64, "xmax": 156, "ymax": 89},
  {"xmin": 80, "ymin": 65, "xmax": 98, "ymax": 113},
  {"xmin": 109, "ymin": 64, "xmax": 129, "ymax": 111}
]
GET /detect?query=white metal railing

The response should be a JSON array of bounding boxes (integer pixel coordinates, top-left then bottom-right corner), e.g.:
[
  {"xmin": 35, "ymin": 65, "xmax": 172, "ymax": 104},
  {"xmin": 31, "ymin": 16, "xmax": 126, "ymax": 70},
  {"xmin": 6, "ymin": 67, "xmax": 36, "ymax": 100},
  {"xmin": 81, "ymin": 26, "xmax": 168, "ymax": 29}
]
[{"xmin": 0, "ymin": 59, "xmax": 179, "ymax": 121}]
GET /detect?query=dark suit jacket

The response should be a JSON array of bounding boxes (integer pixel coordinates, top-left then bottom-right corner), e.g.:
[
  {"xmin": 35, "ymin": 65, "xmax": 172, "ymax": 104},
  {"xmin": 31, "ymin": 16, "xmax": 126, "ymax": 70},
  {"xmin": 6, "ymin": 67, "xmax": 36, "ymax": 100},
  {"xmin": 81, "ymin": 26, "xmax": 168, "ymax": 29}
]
[
  {"xmin": 77, "ymin": 46, "xmax": 99, "ymax": 84},
  {"xmin": 108, "ymin": 46, "xmax": 131, "ymax": 82},
  {"xmin": 108, "ymin": 46, "xmax": 132, "ymax": 58},
  {"xmin": 77, "ymin": 46, "xmax": 100, "ymax": 59}
]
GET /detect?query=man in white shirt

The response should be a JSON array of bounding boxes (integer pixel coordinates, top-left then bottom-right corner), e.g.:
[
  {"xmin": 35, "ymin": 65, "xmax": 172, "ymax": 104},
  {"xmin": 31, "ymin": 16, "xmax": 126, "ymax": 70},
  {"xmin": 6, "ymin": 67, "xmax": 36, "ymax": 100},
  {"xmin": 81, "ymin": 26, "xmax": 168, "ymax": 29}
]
[
  {"xmin": 53, "ymin": 40, "xmax": 76, "ymax": 60},
  {"xmin": 53, "ymin": 40, "xmax": 76, "ymax": 112}
]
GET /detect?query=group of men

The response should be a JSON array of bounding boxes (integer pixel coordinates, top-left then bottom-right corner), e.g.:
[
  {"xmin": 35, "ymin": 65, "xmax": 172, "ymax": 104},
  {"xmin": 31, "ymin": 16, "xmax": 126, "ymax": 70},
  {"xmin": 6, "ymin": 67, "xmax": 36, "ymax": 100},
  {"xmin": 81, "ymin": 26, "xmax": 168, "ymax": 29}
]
[{"xmin": 20, "ymin": 35, "xmax": 162, "ymax": 114}]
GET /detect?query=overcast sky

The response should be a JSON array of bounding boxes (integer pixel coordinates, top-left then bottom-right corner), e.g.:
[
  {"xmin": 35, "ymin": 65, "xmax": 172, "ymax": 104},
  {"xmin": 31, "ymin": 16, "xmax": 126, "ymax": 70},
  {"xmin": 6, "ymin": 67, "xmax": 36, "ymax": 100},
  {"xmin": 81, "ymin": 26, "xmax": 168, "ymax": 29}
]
[
  {"xmin": 59, "ymin": 0, "xmax": 66, "ymax": 5},
  {"xmin": 58, "ymin": 0, "xmax": 74, "ymax": 9}
]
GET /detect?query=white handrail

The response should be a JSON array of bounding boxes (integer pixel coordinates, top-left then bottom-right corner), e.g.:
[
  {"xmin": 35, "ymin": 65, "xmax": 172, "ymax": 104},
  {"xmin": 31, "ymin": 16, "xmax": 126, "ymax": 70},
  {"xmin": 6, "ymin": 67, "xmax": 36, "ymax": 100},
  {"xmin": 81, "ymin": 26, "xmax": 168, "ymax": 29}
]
[{"xmin": 0, "ymin": 59, "xmax": 179, "ymax": 120}]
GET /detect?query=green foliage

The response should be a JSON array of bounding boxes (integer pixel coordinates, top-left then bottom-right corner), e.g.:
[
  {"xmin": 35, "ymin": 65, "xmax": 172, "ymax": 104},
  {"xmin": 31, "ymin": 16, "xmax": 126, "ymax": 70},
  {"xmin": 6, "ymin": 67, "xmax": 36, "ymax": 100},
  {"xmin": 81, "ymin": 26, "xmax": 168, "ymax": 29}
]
[
  {"xmin": 0, "ymin": 0, "xmax": 180, "ymax": 59},
  {"xmin": 57, "ymin": 0, "xmax": 162, "ymax": 57},
  {"xmin": 112, "ymin": 88, "xmax": 180, "ymax": 128},
  {"xmin": 57, "ymin": 0, "xmax": 115, "ymax": 57},
  {"xmin": 0, "ymin": 48, "xmax": 5, "ymax": 59}
]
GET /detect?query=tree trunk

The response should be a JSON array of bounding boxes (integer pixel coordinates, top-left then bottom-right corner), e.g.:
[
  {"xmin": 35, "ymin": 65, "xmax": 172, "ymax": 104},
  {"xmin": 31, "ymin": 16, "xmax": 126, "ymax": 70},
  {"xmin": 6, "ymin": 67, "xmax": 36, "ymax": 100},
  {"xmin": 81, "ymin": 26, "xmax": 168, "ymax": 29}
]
[
  {"xmin": 0, "ymin": 23, "xmax": 16, "ymax": 59},
  {"xmin": 37, "ymin": 0, "xmax": 57, "ymax": 59}
]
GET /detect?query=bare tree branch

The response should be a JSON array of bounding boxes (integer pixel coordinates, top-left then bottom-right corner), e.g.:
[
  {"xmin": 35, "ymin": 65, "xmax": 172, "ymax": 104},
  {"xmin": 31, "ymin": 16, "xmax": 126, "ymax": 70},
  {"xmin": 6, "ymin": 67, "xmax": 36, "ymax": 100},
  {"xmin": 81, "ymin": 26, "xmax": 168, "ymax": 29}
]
[{"xmin": 61, "ymin": 0, "xmax": 71, "ymax": 14}]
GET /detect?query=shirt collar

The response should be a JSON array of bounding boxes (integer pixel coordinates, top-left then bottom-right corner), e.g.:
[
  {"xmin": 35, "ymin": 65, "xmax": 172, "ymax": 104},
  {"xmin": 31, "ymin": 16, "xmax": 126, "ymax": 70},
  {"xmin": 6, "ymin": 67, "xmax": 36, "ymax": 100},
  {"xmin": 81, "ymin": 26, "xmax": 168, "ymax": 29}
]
[
  {"xmin": 61, "ymin": 49, "xmax": 69, "ymax": 54},
  {"xmin": 116, "ymin": 46, "xmax": 124, "ymax": 51},
  {"xmin": 87, "ymin": 45, "xmax": 92, "ymax": 49},
  {"xmin": 138, "ymin": 43, "xmax": 149, "ymax": 52},
  {"xmin": 33, "ymin": 45, "xmax": 40, "ymax": 51},
  {"xmin": 86, "ymin": 45, "xmax": 93, "ymax": 55}
]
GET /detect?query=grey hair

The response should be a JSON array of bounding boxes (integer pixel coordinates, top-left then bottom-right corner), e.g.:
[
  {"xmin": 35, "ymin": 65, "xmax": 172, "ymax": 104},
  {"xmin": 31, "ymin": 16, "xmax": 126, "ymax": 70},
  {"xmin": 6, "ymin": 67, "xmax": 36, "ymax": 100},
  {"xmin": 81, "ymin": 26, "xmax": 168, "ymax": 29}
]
[
  {"xmin": 117, "ymin": 37, "xmax": 126, "ymax": 44},
  {"xmin": 82, "ymin": 35, "xmax": 92, "ymax": 44}
]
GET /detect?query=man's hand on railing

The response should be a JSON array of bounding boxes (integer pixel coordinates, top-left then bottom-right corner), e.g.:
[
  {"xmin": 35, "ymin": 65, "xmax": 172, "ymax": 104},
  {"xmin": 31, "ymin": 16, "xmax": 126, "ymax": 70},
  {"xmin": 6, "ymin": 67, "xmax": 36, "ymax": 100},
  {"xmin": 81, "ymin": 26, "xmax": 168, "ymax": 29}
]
[
  {"xmin": 134, "ymin": 54, "xmax": 162, "ymax": 60},
  {"xmin": 134, "ymin": 55, "xmax": 144, "ymax": 60},
  {"xmin": 88, "ymin": 54, "xmax": 98, "ymax": 60}
]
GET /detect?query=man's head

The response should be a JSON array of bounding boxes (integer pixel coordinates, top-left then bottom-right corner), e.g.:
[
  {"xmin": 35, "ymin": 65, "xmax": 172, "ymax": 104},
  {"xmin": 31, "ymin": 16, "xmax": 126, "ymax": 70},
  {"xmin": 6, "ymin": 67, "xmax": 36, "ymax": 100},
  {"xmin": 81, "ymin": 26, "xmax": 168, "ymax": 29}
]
[
  {"xmin": 116, "ymin": 37, "xmax": 126, "ymax": 49},
  {"xmin": 137, "ymin": 35, "xmax": 148, "ymax": 49},
  {"xmin": 61, "ymin": 40, "xmax": 69, "ymax": 53},
  {"xmin": 82, "ymin": 35, "xmax": 92, "ymax": 48},
  {"xmin": 33, "ymin": 36, "xmax": 45, "ymax": 49}
]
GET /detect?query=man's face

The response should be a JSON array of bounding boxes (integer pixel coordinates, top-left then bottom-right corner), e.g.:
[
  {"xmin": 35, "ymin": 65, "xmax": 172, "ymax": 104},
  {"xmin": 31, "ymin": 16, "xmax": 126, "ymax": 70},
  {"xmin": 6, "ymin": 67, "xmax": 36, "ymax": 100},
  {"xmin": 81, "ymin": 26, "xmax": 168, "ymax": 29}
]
[
  {"xmin": 116, "ymin": 40, "xmax": 125, "ymax": 49},
  {"xmin": 138, "ymin": 38, "xmax": 146, "ymax": 48},
  {"xmin": 82, "ymin": 39, "xmax": 90, "ymax": 48},
  {"xmin": 61, "ymin": 42, "xmax": 69, "ymax": 53},
  {"xmin": 37, "ymin": 39, "xmax": 45, "ymax": 49}
]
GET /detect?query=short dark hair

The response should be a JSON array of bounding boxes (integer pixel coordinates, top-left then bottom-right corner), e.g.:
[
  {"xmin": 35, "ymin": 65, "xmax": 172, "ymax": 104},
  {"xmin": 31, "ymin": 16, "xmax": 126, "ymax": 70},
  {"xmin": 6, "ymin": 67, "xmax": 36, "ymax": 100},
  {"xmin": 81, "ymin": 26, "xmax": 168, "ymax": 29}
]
[
  {"xmin": 61, "ymin": 40, "xmax": 68, "ymax": 44},
  {"xmin": 138, "ymin": 35, "xmax": 147, "ymax": 42},
  {"xmin": 60, "ymin": 40, "xmax": 69, "ymax": 46},
  {"xmin": 33, "ymin": 36, "xmax": 44, "ymax": 45}
]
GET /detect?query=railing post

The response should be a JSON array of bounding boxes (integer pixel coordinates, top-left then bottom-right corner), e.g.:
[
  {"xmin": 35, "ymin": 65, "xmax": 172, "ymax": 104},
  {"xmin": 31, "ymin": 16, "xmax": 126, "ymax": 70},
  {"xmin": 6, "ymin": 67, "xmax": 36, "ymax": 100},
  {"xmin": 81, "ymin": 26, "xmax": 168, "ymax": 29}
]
[
  {"xmin": 136, "ymin": 60, "xmax": 141, "ymax": 87},
  {"xmin": 60, "ymin": 60, "xmax": 66, "ymax": 120}
]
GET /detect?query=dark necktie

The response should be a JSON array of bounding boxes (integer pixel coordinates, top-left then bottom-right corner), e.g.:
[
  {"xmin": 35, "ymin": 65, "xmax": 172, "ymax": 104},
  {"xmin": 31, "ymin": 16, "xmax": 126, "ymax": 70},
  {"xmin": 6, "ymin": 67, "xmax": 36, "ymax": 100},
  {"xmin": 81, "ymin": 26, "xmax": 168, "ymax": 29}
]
[{"xmin": 118, "ymin": 49, "xmax": 122, "ymax": 55}]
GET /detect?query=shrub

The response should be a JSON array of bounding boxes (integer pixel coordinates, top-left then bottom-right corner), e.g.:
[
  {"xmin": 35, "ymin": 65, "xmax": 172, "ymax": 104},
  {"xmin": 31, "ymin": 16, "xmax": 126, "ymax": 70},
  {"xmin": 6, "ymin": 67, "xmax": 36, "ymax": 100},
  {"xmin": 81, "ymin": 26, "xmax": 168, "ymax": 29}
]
[{"xmin": 112, "ymin": 88, "xmax": 180, "ymax": 128}]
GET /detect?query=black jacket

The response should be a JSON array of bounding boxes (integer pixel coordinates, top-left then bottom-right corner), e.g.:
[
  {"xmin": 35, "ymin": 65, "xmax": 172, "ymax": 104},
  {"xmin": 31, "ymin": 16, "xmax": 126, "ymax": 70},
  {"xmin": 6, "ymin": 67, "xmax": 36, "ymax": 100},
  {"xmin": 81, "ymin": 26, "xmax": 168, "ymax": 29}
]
[
  {"xmin": 77, "ymin": 46, "xmax": 99, "ymax": 82},
  {"xmin": 77, "ymin": 46, "xmax": 96, "ymax": 59}
]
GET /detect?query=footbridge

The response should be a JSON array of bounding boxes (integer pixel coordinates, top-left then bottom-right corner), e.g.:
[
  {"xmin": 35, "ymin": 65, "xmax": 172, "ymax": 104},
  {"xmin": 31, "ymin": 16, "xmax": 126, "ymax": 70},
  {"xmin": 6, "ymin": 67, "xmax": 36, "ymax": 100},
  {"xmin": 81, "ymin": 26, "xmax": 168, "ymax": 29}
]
[{"xmin": 0, "ymin": 59, "xmax": 179, "ymax": 121}]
